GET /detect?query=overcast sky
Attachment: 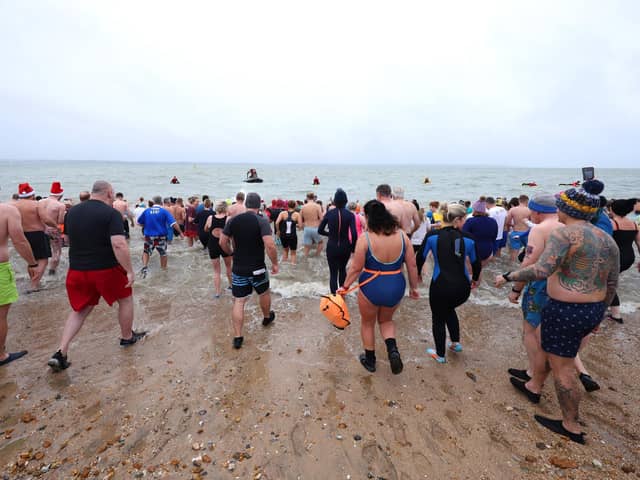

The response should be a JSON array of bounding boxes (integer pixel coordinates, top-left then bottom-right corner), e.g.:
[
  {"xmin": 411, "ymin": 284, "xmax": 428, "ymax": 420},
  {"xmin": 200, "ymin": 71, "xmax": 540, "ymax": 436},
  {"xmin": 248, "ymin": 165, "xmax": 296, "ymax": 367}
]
[{"xmin": 1, "ymin": 1, "xmax": 639, "ymax": 166}]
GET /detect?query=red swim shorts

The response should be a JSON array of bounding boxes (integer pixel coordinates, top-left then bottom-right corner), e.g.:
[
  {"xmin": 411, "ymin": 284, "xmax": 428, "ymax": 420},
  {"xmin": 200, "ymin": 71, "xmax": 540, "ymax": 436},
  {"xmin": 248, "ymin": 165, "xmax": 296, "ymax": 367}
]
[{"xmin": 66, "ymin": 266, "xmax": 132, "ymax": 312}]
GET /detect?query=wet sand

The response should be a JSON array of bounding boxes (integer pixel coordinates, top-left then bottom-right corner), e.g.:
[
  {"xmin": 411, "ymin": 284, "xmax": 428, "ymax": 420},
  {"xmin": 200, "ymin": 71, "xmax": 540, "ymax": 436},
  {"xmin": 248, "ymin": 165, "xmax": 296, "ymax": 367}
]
[{"xmin": 1, "ymin": 244, "xmax": 639, "ymax": 479}]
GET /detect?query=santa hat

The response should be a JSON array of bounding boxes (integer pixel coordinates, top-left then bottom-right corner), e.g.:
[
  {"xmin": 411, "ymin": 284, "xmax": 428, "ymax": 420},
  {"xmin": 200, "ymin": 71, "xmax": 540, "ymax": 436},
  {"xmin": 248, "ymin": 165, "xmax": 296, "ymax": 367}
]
[
  {"xmin": 18, "ymin": 183, "xmax": 35, "ymax": 198},
  {"xmin": 50, "ymin": 181, "xmax": 64, "ymax": 196}
]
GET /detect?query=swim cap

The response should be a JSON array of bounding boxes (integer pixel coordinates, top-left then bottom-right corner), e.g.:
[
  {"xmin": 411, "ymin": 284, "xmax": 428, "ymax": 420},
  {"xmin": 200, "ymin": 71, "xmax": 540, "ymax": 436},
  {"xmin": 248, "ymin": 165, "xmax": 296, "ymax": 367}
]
[
  {"xmin": 528, "ymin": 194, "xmax": 557, "ymax": 214},
  {"xmin": 320, "ymin": 294, "xmax": 350, "ymax": 330},
  {"xmin": 555, "ymin": 181, "xmax": 603, "ymax": 220},
  {"xmin": 245, "ymin": 192, "xmax": 261, "ymax": 209}
]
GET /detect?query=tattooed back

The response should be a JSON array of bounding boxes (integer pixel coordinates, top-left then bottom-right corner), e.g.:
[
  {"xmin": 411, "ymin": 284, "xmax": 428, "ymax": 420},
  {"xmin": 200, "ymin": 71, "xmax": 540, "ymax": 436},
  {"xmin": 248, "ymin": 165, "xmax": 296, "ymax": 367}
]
[{"xmin": 547, "ymin": 222, "xmax": 619, "ymax": 304}]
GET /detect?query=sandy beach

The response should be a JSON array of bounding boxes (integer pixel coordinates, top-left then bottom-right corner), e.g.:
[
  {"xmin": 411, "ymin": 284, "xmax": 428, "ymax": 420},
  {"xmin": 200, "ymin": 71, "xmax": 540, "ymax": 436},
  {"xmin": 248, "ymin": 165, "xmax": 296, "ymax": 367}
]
[{"xmin": 1, "ymin": 239, "xmax": 639, "ymax": 479}]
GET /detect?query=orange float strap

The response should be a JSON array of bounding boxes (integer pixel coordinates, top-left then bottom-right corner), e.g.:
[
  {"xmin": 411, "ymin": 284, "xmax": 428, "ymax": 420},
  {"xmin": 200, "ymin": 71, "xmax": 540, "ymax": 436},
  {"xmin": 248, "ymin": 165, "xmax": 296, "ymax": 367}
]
[{"xmin": 320, "ymin": 268, "xmax": 402, "ymax": 330}]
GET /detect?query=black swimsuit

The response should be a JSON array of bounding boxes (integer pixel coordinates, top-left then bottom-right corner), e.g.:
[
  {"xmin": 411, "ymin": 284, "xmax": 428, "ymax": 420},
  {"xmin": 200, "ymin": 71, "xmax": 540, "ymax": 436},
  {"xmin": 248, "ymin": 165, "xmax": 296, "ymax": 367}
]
[
  {"xmin": 612, "ymin": 219, "xmax": 637, "ymax": 271},
  {"xmin": 208, "ymin": 216, "xmax": 229, "ymax": 259}
]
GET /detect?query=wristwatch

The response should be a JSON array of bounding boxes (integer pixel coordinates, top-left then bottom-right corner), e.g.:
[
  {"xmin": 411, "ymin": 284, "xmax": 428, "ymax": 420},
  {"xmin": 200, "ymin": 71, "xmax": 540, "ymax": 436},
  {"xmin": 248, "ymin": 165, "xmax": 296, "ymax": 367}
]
[{"xmin": 502, "ymin": 272, "xmax": 511, "ymax": 282}]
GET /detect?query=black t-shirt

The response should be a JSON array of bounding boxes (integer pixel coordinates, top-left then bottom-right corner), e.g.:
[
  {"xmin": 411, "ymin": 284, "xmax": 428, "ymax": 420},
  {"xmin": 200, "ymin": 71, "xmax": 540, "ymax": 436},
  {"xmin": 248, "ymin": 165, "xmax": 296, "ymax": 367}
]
[
  {"xmin": 223, "ymin": 211, "xmax": 272, "ymax": 275},
  {"xmin": 64, "ymin": 199, "xmax": 125, "ymax": 270},
  {"xmin": 194, "ymin": 208, "xmax": 214, "ymax": 235}
]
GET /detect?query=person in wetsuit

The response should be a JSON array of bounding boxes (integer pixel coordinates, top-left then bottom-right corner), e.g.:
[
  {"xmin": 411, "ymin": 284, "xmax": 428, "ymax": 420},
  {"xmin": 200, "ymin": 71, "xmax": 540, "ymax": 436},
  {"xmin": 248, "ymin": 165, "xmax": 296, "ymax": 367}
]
[
  {"xmin": 417, "ymin": 203, "xmax": 481, "ymax": 363},
  {"xmin": 338, "ymin": 200, "xmax": 419, "ymax": 374},
  {"xmin": 607, "ymin": 198, "xmax": 640, "ymax": 323},
  {"xmin": 318, "ymin": 188, "xmax": 357, "ymax": 293}
]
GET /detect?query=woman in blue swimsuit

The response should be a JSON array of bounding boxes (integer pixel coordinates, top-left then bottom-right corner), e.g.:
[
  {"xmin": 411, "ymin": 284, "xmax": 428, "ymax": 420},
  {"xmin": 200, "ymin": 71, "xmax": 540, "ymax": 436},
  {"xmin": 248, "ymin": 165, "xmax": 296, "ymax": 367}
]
[{"xmin": 339, "ymin": 200, "xmax": 419, "ymax": 375}]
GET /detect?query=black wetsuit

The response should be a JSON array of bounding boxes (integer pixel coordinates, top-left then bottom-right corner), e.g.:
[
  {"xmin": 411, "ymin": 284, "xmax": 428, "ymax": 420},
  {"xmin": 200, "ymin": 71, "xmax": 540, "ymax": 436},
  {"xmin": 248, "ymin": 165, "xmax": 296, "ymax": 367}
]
[
  {"xmin": 418, "ymin": 227, "xmax": 481, "ymax": 358},
  {"xmin": 318, "ymin": 207, "xmax": 357, "ymax": 293},
  {"xmin": 611, "ymin": 219, "xmax": 638, "ymax": 307}
]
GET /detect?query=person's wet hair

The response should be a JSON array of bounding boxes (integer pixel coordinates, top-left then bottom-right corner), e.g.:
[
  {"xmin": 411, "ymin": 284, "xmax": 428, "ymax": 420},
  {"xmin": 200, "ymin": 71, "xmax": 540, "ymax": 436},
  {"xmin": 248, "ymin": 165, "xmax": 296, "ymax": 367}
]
[
  {"xmin": 442, "ymin": 203, "xmax": 467, "ymax": 223},
  {"xmin": 215, "ymin": 201, "xmax": 227, "ymax": 214},
  {"xmin": 364, "ymin": 200, "xmax": 399, "ymax": 235},
  {"xmin": 611, "ymin": 198, "xmax": 635, "ymax": 217}
]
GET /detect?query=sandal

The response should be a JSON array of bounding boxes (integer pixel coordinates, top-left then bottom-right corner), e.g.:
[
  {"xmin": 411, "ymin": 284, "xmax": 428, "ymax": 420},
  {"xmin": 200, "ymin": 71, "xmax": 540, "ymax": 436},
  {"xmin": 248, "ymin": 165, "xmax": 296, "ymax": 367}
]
[{"xmin": 606, "ymin": 313, "xmax": 623, "ymax": 324}]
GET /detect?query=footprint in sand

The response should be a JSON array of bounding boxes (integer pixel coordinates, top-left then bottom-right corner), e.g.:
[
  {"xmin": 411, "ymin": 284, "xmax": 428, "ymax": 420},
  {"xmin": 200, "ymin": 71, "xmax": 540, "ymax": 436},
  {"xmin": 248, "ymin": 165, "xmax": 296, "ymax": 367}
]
[
  {"xmin": 361, "ymin": 440, "xmax": 398, "ymax": 480},
  {"xmin": 386, "ymin": 415, "xmax": 412, "ymax": 447},
  {"xmin": 290, "ymin": 422, "xmax": 306, "ymax": 456}
]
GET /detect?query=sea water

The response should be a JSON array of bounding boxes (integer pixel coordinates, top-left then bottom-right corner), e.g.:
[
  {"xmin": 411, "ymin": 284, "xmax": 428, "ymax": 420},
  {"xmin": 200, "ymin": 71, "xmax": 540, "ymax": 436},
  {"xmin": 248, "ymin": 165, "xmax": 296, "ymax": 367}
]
[
  {"xmin": 2, "ymin": 160, "xmax": 639, "ymax": 205},
  {"xmin": 2, "ymin": 160, "xmax": 639, "ymax": 313}
]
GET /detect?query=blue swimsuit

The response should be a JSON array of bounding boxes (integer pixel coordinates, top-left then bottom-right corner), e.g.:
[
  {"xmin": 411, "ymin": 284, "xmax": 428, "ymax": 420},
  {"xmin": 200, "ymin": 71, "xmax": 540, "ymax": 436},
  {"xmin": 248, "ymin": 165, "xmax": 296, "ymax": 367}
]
[{"xmin": 359, "ymin": 233, "xmax": 406, "ymax": 308}]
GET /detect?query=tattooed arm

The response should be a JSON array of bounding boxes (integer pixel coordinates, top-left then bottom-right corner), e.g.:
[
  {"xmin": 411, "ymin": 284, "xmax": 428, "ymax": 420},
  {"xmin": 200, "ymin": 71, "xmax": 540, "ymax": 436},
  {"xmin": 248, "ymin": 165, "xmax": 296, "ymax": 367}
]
[{"xmin": 508, "ymin": 228, "xmax": 569, "ymax": 283}]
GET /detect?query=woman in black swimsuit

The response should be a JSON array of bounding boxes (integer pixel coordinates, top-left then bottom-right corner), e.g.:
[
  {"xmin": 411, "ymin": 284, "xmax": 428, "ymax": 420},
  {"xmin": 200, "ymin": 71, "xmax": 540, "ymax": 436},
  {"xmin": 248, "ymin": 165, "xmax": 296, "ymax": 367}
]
[
  {"xmin": 205, "ymin": 201, "xmax": 233, "ymax": 298},
  {"xmin": 608, "ymin": 199, "xmax": 640, "ymax": 323}
]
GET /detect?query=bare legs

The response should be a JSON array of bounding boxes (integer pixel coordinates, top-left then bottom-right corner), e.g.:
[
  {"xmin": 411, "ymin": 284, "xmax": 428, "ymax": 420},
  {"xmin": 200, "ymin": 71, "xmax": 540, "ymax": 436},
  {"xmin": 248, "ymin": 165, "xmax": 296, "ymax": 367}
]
[
  {"xmin": 58, "ymin": 305, "xmax": 94, "ymax": 355},
  {"xmin": 30, "ymin": 259, "xmax": 47, "ymax": 290},
  {"xmin": 358, "ymin": 292, "xmax": 398, "ymax": 349},
  {"xmin": 549, "ymin": 354, "xmax": 582, "ymax": 434},
  {"xmin": 0, "ymin": 305, "xmax": 10, "ymax": 361},
  {"xmin": 58, "ymin": 295, "xmax": 134, "ymax": 355},
  {"xmin": 212, "ymin": 258, "xmax": 222, "ymax": 296},
  {"xmin": 523, "ymin": 321, "xmax": 542, "ymax": 378},
  {"xmin": 231, "ymin": 292, "xmax": 272, "ymax": 338}
]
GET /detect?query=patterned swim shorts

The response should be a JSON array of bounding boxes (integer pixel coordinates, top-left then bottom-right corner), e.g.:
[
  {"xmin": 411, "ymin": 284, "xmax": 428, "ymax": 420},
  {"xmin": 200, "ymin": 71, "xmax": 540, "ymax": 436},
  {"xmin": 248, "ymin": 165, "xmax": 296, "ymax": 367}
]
[{"xmin": 541, "ymin": 298, "xmax": 606, "ymax": 358}]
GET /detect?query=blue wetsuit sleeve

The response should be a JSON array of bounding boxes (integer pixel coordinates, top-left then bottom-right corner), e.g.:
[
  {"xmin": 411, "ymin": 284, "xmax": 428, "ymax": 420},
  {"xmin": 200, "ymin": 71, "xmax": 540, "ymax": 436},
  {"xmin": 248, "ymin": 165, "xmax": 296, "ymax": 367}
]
[
  {"xmin": 318, "ymin": 212, "xmax": 329, "ymax": 237},
  {"xmin": 466, "ymin": 237, "xmax": 482, "ymax": 281},
  {"xmin": 416, "ymin": 232, "xmax": 433, "ymax": 273}
]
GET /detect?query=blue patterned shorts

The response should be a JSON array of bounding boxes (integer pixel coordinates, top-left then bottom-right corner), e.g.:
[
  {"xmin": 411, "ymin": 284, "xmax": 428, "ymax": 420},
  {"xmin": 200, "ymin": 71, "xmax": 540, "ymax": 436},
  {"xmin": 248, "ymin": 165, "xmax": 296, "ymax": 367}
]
[
  {"xmin": 521, "ymin": 280, "xmax": 548, "ymax": 328},
  {"xmin": 541, "ymin": 298, "xmax": 606, "ymax": 358}
]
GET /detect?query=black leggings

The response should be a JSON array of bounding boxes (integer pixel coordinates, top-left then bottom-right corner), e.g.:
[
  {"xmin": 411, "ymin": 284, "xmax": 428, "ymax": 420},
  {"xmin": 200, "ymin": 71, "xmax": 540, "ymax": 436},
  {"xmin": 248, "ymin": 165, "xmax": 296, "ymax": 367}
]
[
  {"xmin": 326, "ymin": 244, "xmax": 351, "ymax": 294},
  {"xmin": 429, "ymin": 279, "xmax": 471, "ymax": 357}
]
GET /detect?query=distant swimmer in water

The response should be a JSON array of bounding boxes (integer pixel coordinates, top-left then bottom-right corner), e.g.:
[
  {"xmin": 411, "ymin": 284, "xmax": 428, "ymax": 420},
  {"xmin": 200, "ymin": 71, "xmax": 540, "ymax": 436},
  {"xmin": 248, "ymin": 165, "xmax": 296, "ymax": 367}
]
[
  {"xmin": 170, "ymin": 176, "xmax": 180, "ymax": 184},
  {"xmin": 423, "ymin": 177, "xmax": 431, "ymax": 184},
  {"xmin": 559, "ymin": 180, "xmax": 581, "ymax": 187},
  {"xmin": 313, "ymin": 176, "xmax": 320, "ymax": 185},
  {"xmin": 521, "ymin": 182, "xmax": 537, "ymax": 187}
]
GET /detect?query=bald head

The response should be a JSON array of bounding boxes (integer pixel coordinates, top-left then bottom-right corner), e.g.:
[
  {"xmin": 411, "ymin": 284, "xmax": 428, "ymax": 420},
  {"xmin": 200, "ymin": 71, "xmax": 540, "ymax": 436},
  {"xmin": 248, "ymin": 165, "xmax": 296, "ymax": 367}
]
[
  {"xmin": 91, "ymin": 181, "xmax": 112, "ymax": 195},
  {"xmin": 90, "ymin": 181, "xmax": 114, "ymax": 204}
]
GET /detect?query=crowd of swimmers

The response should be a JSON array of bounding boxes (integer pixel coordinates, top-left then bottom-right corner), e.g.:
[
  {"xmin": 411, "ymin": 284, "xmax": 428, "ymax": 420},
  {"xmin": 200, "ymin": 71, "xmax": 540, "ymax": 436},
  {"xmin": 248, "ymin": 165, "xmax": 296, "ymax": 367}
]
[{"xmin": 1, "ymin": 179, "xmax": 640, "ymax": 446}]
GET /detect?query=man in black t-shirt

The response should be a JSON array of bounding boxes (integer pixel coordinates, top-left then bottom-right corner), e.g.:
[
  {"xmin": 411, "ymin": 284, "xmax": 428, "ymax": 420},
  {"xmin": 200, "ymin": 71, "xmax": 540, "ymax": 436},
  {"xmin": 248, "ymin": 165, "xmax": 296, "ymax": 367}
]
[
  {"xmin": 220, "ymin": 192, "xmax": 279, "ymax": 349},
  {"xmin": 47, "ymin": 181, "xmax": 146, "ymax": 372}
]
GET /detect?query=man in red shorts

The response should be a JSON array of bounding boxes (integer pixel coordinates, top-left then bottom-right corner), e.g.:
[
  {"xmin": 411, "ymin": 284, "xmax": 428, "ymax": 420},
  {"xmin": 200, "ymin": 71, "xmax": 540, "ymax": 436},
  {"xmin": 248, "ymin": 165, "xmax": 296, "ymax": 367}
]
[{"xmin": 48, "ymin": 181, "xmax": 146, "ymax": 372}]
